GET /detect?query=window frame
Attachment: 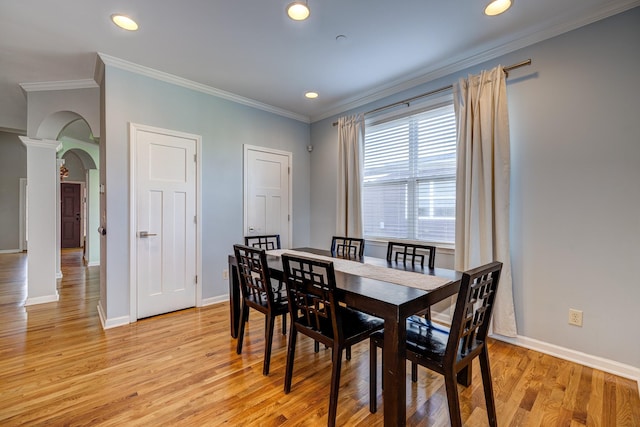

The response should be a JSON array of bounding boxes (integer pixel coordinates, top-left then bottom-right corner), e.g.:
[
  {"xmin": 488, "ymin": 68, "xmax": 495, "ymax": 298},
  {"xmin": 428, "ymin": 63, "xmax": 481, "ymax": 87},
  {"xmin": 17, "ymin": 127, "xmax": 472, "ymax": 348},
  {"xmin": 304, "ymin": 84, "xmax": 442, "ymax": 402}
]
[{"xmin": 361, "ymin": 95, "xmax": 457, "ymax": 247}]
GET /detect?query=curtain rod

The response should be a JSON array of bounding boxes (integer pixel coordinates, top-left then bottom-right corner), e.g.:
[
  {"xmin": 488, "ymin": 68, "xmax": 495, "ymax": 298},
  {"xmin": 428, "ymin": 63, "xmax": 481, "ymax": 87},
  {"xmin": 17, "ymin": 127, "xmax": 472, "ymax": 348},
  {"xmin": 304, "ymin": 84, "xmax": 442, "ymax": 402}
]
[{"xmin": 332, "ymin": 59, "xmax": 531, "ymax": 126}]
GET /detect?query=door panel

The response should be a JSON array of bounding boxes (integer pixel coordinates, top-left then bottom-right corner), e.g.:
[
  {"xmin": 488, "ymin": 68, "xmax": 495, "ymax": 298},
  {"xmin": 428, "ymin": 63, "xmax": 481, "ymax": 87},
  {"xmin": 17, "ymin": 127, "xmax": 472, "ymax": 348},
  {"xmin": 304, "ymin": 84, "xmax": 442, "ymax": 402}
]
[
  {"xmin": 244, "ymin": 146, "xmax": 291, "ymax": 248},
  {"xmin": 61, "ymin": 183, "xmax": 81, "ymax": 248},
  {"xmin": 135, "ymin": 127, "xmax": 197, "ymax": 319}
]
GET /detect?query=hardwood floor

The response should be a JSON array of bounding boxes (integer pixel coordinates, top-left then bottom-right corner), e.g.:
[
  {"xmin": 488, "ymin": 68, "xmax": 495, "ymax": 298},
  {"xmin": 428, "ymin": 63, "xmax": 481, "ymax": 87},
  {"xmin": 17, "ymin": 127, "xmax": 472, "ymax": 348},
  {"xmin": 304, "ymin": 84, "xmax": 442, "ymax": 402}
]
[{"xmin": 1, "ymin": 249, "xmax": 638, "ymax": 426}]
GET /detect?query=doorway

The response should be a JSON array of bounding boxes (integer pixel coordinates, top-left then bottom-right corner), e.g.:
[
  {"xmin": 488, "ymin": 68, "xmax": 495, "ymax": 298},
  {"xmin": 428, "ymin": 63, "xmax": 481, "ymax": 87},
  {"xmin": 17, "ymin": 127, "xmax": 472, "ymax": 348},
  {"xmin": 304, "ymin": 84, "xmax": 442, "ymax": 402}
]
[
  {"xmin": 130, "ymin": 123, "xmax": 202, "ymax": 319},
  {"xmin": 243, "ymin": 145, "xmax": 292, "ymax": 248},
  {"xmin": 61, "ymin": 183, "xmax": 82, "ymax": 248}
]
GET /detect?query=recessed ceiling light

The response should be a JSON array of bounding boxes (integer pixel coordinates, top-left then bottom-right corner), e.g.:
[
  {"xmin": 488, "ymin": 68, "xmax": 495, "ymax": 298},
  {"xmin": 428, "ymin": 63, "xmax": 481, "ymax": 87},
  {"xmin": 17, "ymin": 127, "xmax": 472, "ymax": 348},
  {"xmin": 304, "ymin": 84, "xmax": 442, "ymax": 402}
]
[
  {"xmin": 111, "ymin": 14, "xmax": 139, "ymax": 31},
  {"xmin": 305, "ymin": 92, "xmax": 319, "ymax": 99},
  {"xmin": 287, "ymin": 2, "xmax": 310, "ymax": 21},
  {"xmin": 484, "ymin": 0, "xmax": 512, "ymax": 16}
]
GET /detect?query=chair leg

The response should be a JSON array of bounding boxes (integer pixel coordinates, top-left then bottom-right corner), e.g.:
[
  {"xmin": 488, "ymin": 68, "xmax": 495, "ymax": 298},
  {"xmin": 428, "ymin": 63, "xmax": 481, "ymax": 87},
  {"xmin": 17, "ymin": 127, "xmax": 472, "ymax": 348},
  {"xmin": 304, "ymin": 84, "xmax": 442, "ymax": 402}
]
[
  {"xmin": 236, "ymin": 303, "xmax": 248, "ymax": 355},
  {"xmin": 263, "ymin": 314, "xmax": 276, "ymax": 376},
  {"xmin": 411, "ymin": 361, "xmax": 418, "ymax": 382},
  {"xmin": 314, "ymin": 340, "xmax": 320, "ymax": 353},
  {"xmin": 479, "ymin": 348, "xmax": 498, "ymax": 427},
  {"xmin": 444, "ymin": 370, "xmax": 463, "ymax": 427},
  {"xmin": 327, "ymin": 346, "xmax": 344, "ymax": 427},
  {"xmin": 369, "ymin": 338, "xmax": 378, "ymax": 413},
  {"xmin": 284, "ymin": 326, "xmax": 297, "ymax": 394},
  {"xmin": 346, "ymin": 346, "xmax": 351, "ymax": 361},
  {"xmin": 281, "ymin": 314, "xmax": 287, "ymax": 335}
]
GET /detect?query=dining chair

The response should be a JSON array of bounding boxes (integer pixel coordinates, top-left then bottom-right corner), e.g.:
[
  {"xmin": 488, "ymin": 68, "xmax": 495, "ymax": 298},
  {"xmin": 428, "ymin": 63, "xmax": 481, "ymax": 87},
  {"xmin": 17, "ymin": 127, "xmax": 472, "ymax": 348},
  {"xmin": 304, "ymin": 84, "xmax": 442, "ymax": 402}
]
[
  {"xmin": 244, "ymin": 234, "xmax": 281, "ymax": 250},
  {"xmin": 282, "ymin": 254, "xmax": 384, "ymax": 427},
  {"xmin": 369, "ymin": 261, "xmax": 503, "ymax": 427},
  {"xmin": 386, "ymin": 240, "xmax": 438, "ymax": 379},
  {"xmin": 386, "ymin": 241, "xmax": 436, "ymax": 269},
  {"xmin": 233, "ymin": 244, "xmax": 289, "ymax": 376},
  {"xmin": 243, "ymin": 234, "xmax": 287, "ymax": 334},
  {"xmin": 330, "ymin": 236, "xmax": 365, "ymax": 258}
]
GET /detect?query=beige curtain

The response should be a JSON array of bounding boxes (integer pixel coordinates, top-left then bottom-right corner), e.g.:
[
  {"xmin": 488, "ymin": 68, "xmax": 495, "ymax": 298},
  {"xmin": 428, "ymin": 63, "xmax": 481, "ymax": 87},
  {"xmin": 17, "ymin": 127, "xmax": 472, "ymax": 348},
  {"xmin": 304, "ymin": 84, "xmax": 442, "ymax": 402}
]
[
  {"xmin": 453, "ymin": 65, "xmax": 517, "ymax": 337},
  {"xmin": 336, "ymin": 114, "xmax": 364, "ymax": 237}
]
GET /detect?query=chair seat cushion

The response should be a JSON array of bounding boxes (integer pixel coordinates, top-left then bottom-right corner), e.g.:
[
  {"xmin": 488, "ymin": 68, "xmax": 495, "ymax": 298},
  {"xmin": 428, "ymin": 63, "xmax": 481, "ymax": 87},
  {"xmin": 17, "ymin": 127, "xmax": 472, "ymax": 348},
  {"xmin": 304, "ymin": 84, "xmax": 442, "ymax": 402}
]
[
  {"xmin": 246, "ymin": 288, "xmax": 288, "ymax": 313},
  {"xmin": 296, "ymin": 306, "xmax": 383, "ymax": 341}
]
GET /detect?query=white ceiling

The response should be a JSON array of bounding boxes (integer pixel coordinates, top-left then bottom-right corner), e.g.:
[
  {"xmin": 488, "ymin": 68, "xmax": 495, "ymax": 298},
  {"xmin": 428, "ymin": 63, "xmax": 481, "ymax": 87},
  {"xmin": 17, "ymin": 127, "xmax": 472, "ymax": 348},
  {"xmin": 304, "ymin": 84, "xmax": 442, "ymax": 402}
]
[{"xmin": 1, "ymin": 0, "xmax": 638, "ymax": 130}]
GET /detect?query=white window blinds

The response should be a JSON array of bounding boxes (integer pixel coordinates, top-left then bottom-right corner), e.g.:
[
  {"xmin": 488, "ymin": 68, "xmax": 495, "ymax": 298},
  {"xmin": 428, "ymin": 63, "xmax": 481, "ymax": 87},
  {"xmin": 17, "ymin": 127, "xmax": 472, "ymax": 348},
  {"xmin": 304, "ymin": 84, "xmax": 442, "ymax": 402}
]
[{"xmin": 362, "ymin": 104, "xmax": 456, "ymax": 244}]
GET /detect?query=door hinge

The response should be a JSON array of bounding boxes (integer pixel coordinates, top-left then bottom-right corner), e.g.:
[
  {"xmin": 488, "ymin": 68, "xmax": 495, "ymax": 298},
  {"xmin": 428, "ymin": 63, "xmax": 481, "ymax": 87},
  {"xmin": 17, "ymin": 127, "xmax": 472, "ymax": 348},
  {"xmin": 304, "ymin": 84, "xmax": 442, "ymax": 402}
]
[
  {"xmin": 195, "ymin": 275, "xmax": 198, "ymax": 284},
  {"xmin": 288, "ymin": 214, "xmax": 290, "ymax": 221},
  {"xmin": 194, "ymin": 153, "xmax": 197, "ymax": 162},
  {"xmin": 194, "ymin": 216, "xmax": 197, "ymax": 224}
]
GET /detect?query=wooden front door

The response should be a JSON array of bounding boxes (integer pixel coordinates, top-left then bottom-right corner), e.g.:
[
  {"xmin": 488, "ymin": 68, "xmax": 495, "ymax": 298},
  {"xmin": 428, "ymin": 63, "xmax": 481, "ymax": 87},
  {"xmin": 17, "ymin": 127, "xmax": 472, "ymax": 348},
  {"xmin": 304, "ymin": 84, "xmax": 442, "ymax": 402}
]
[{"xmin": 61, "ymin": 183, "xmax": 81, "ymax": 248}]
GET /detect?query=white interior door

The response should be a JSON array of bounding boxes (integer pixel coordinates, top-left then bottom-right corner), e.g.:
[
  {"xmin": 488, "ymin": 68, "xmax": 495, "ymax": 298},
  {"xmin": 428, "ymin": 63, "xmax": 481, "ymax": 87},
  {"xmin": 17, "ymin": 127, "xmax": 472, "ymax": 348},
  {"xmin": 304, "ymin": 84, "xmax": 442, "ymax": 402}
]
[
  {"xmin": 244, "ymin": 145, "xmax": 291, "ymax": 248},
  {"xmin": 133, "ymin": 125, "xmax": 198, "ymax": 319}
]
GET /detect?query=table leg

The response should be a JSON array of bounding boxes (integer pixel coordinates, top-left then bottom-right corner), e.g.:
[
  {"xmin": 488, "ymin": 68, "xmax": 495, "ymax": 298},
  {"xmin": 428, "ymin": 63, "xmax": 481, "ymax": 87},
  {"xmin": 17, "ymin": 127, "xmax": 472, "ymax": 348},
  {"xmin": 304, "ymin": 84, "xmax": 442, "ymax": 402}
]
[
  {"xmin": 228, "ymin": 261, "xmax": 240, "ymax": 338},
  {"xmin": 382, "ymin": 316, "xmax": 406, "ymax": 426}
]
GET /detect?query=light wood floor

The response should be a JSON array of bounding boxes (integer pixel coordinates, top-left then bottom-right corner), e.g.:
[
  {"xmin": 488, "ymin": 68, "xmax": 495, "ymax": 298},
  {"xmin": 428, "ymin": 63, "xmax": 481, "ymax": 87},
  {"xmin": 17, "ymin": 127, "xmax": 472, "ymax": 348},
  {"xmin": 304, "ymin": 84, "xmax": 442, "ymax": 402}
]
[{"xmin": 1, "ymin": 249, "xmax": 638, "ymax": 426}]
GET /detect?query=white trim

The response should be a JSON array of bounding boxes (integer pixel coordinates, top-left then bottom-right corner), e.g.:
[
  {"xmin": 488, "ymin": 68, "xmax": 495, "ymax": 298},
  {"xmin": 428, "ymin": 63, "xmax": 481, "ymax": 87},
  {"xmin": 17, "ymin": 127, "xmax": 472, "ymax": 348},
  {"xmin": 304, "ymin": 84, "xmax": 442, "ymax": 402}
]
[
  {"xmin": 56, "ymin": 271, "xmax": 63, "ymax": 279},
  {"xmin": 98, "ymin": 53, "xmax": 310, "ymax": 124},
  {"xmin": 243, "ymin": 144, "xmax": 293, "ymax": 249},
  {"xmin": 19, "ymin": 79, "xmax": 98, "ymax": 92},
  {"xmin": 86, "ymin": 261, "xmax": 100, "ymax": 267},
  {"xmin": 0, "ymin": 249, "xmax": 22, "ymax": 254},
  {"xmin": 201, "ymin": 295, "xmax": 229, "ymax": 306},
  {"xmin": 19, "ymin": 178, "xmax": 27, "ymax": 251},
  {"xmin": 129, "ymin": 123, "xmax": 203, "ymax": 321},
  {"xmin": 19, "ymin": 137, "xmax": 62, "ymax": 151},
  {"xmin": 97, "ymin": 303, "xmax": 131, "ymax": 329},
  {"xmin": 24, "ymin": 293, "xmax": 59, "ymax": 306},
  {"xmin": 493, "ymin": 334, "xmax": 640, "ymax": 390}
]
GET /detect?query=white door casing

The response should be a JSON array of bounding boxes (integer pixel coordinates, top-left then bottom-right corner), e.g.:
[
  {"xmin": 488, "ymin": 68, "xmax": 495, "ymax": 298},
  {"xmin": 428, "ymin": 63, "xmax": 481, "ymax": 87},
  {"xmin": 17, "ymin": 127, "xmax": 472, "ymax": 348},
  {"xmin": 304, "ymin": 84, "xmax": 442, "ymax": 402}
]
[
  {"xmin": 130, "ymin": 123, "xmax": 201, "ymax": 319},
  {"xmin": 243, "ymin": 145, "xmax": 292, "ymax": 248}
]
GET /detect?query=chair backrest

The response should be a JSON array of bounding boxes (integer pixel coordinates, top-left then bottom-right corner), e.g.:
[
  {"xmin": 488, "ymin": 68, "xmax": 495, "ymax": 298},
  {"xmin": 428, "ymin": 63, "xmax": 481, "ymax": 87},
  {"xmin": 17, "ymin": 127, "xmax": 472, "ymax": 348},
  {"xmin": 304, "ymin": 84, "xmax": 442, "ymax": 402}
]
[
  {"xmin": 386, "ymin": 241, "xmax": 436, "ymax": 268},
  {"xmin": 244, "ymin": 234, "xmax": 281, "ymax": 251},
  {"xmin": 330, "ymin": 236, "xmax": 365, "ymax": 258},
  {"xmin": 233, "ymin": 244, "xmax": 276, "ymax": 308},
  {"xmin": 446, "ymin": 261, "xmax": 503, "ymax": 360},
  {"xmin": 281, "ymin": 254, "xmax": 341, "ymax": 343}
]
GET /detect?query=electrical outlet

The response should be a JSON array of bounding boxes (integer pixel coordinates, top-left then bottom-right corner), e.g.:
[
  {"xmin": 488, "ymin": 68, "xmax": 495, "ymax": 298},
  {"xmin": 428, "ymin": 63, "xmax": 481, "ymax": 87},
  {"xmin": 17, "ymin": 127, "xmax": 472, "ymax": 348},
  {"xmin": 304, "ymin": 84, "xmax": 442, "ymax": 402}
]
[
  {"xmin": 222, "ymin": 269, "xmax": 229, "ymax": 280},
  {"xmin": 568, "ymin": 309, "xmax": 583, "ymax": 326}
]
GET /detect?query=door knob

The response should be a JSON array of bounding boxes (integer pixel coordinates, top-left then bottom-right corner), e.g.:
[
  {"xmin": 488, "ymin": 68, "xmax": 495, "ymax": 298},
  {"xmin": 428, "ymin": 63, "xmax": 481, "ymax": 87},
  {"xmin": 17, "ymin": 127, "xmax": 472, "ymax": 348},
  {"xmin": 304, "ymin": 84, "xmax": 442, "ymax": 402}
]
[{"xmin": 139, "ymin": 231, "xmax": 157, "ymax": 238}]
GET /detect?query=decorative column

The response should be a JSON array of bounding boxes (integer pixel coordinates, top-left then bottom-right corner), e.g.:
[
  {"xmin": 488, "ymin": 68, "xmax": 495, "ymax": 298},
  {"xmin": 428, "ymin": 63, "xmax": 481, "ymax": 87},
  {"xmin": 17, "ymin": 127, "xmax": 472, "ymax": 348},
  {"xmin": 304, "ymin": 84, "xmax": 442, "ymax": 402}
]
[
  {"xmin": 56, "ymin": 158, "xmax": 64, "ymax": 278},
  {"xmin": 19, "ymin": 137, "xmax": 61, "ymax": 305}
]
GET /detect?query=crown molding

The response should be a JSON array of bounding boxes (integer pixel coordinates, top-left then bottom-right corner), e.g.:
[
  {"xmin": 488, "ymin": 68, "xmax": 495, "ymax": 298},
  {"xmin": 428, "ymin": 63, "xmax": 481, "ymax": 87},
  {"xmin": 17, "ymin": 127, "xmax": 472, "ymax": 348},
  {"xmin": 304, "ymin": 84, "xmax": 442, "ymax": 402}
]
[
  {"xmin": 97, "ymin": 53, "xmax": 310, "ymax": 124},
  {"xmin": 311, "ymin": 0, "xmax": 640, "ymax": 123},
  {"xmin": 0, "ymin": 126, "xmax": 26, "ymax": 135},
  {"xmin": 20, "ymin": 79, "xmax": 98, "ymax": 93}
]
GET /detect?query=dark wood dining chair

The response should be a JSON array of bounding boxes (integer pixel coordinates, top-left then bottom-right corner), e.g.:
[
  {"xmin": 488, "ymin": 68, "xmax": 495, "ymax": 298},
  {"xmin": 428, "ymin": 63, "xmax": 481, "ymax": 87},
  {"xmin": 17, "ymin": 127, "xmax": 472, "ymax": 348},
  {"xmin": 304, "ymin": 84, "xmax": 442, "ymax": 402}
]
[
  {"xmin": 233, "ymin": 244, "xmax": 289, "ymax": 376},
  {"xmin": 386, "ymin": 241, "xmax": 436, "ymax": 268},
  {"xmin": 282, "ymin": 254, "xmax": 384, "ymax": 427},
  {"xmin": 243, "ymin": 234, "xmax": 287, "ymax": 334},
  {"xmin": 369, "ymin": 261, "xmax": 503, "ymax": 427},
  {"xmin": 330, "ymin": 236, "xmax": 365, "ymax": 258},
  {"xmin": 244, "ymin": 234, "xmax": 281, "ymax": 250},
  {"xmin": 386, "ymin": 240, "xmax": 438, "ymax": 379}
]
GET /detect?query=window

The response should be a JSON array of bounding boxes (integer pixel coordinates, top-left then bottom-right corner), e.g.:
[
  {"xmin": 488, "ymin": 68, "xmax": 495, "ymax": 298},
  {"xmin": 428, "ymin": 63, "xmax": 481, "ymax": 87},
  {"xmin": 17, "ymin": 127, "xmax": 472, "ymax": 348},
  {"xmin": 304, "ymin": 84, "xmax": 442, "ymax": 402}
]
[{"xmin": 362, "ymin": 103, "xmax": 457, "ymax": 244}]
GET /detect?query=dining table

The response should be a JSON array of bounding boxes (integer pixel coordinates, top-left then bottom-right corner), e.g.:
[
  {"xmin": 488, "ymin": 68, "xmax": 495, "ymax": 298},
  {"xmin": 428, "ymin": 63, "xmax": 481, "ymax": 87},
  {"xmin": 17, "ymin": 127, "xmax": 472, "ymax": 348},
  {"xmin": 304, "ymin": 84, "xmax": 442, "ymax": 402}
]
[{"xmin": 227, "ymin": 247, "xmax": 463, "ymax": 427}]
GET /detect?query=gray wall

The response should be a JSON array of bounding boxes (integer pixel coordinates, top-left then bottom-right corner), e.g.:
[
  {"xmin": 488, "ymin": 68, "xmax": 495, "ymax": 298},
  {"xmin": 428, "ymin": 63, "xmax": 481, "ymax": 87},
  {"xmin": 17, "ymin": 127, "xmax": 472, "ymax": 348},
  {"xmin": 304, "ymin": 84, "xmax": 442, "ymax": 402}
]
[
  {"xmin": 0, "ymin": 131, "xmax": 26, "ymax": 251},
  {"xmin": 101, "ymin": 66, "xmax": 311, "ymax": 320},
  {"xmin": 309, "ymin": 8, "xmax": 640, "ymax": 368}
]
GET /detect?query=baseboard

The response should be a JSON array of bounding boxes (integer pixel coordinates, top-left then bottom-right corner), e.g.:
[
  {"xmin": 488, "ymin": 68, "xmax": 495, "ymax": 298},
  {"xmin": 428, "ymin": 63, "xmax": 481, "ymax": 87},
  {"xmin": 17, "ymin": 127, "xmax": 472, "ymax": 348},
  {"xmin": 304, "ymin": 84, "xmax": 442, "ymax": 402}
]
[
  {"xmin": 56, "ymin": 271, "xmax": 63, "ymax": 279},
  {"xmin": 97, "ymin": 303, "xmax": 131, "ymax": 329},
  {"xmin": 201, "ymin": 294, "xmax": 229, "ymax": 306},
  {"xmin": 86, "ymin": 261, "xmax": 100, "ymax": 267},
  {"xmin": 493, "ymin": 334, "xmax": 640, "ymax": 392},
  {"xmin": 25, "ymin": 293, "xmax": 59, "ymax": 306},
  {"xmin": 0, "ymin": 248, "xmax": 22, "ymax": 254}
]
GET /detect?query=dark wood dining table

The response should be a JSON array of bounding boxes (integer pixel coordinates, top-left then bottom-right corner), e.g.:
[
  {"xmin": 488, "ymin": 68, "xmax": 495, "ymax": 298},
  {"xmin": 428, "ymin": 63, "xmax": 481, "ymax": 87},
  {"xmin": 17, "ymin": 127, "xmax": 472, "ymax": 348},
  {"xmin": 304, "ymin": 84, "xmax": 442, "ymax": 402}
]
[{"xmin": 227, "ymin": 247, "xmax": 462, "ymax": 427}]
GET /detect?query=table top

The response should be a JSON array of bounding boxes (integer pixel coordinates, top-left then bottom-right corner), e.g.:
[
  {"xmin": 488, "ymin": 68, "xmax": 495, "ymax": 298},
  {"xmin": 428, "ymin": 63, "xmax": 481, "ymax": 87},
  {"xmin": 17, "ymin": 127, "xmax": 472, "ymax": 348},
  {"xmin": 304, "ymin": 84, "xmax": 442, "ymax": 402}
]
[{"xmin": 260, "ymin": 247, "xmax": 462, "ymax": 319}]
